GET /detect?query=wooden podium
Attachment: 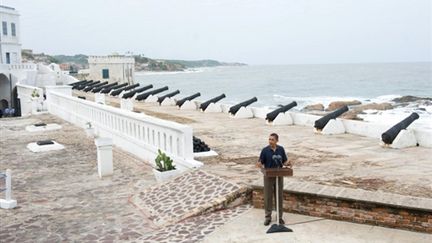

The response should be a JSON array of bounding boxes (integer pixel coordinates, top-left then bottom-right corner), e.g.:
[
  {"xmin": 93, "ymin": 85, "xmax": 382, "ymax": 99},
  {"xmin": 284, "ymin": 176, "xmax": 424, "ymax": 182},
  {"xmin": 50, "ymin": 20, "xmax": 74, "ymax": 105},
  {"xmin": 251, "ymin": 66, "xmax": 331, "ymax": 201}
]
[
  {"xmin": 261, "ymin": 167, "xmax": 293, "ymax": 177},
  {"xmin": 261, "ymin": 167, "xmax": 293, "ymax": 233}
]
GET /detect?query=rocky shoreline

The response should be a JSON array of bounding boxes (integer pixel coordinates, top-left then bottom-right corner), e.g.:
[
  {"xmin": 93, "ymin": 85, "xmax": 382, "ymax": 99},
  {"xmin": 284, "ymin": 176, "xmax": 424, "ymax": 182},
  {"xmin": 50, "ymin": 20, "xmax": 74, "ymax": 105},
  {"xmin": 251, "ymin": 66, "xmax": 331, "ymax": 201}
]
[{"xmin": 302, "ymin": 95, "xmax": 432, "ymax": 121}]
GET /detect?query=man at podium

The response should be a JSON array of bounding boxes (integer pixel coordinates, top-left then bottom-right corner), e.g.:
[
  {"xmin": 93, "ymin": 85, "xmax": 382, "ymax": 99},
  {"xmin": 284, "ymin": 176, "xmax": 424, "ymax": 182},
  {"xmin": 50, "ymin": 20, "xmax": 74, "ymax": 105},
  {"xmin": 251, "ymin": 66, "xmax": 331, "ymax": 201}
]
[{"xmin": 256, "ymin": 133, "xmax": 291, "ymax": 226}]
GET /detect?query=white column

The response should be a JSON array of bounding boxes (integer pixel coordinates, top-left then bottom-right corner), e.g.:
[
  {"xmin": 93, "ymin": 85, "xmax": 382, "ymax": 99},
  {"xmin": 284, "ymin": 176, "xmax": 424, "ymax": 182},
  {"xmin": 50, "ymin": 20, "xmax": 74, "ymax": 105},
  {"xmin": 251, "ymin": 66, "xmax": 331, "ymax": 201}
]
[
  {"xmin": 0, "ymin": 169, "xmax": 17, "ymax": 209},
  {"xmin": 95, "ymin": 138, "xmax": 114, "ymax": 178}
]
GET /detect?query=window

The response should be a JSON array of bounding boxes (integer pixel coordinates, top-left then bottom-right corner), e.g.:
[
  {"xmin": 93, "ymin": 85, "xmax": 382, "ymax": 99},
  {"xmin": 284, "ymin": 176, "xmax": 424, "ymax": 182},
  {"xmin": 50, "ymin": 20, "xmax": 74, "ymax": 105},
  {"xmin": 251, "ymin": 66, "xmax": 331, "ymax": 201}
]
[
  {"xmin": 11, "ymin": 23, "xmax": 16, "ymax": 36},
  {"xmin": 2, "ymin": 21, "xmax": 7, "ymax": 35},
  {"xmin": 102, "ymin": 69, "xmax": 109, "ymax": 79}
]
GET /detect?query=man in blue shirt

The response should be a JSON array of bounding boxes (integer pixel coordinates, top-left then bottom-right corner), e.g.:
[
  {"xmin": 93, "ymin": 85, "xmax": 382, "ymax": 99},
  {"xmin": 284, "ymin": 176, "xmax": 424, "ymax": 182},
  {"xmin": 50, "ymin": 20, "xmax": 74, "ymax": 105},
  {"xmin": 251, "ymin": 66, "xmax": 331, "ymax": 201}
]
[{"xmin": 256, "ymin": 133, "xmax": 291, "ymax": 226}]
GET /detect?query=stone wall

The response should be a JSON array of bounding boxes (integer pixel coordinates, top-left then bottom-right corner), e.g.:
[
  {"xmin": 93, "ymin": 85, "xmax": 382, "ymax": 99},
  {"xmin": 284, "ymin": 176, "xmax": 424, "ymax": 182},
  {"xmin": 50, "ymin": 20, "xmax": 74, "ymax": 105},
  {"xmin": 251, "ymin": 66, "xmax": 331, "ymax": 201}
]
[{"xmin": 252, "ymin": 187, "xmax": 432, "ymax": 233}]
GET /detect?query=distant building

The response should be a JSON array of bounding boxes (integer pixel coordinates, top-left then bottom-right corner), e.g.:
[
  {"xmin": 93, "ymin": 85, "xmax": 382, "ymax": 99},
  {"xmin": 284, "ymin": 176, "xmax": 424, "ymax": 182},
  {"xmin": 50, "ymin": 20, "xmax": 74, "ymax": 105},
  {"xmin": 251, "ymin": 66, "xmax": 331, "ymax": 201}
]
[
  {"xmin": 0, "ymin": 5, "xmax": 21, "ymax": 64},
  {"xmin": 88, "ymin": 55, "xmax": 135, "ymax": 84}
]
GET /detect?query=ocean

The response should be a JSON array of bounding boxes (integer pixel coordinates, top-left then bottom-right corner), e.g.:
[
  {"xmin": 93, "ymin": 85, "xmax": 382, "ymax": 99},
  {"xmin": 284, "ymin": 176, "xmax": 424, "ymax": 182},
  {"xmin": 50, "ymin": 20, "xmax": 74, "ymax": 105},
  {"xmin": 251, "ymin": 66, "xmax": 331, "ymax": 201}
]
[{"xmin": 135, "ymin": 62, "xmax": 432, "ymax": 130}]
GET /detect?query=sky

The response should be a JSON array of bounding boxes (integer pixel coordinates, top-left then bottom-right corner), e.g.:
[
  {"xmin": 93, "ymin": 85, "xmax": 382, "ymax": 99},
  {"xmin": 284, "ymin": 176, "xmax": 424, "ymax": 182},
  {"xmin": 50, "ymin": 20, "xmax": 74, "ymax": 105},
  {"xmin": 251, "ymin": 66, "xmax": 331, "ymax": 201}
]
[{"xmin": 2, "ymin": 0, "xmax": 431, "ymax": 65}]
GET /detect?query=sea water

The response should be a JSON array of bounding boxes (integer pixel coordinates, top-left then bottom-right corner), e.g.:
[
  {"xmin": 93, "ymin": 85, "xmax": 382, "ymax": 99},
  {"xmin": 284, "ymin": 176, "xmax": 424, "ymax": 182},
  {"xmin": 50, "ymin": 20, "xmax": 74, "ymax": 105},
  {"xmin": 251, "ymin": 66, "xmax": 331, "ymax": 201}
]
[{"xmin": 136, "ymin": 62, "xmax": 432, "ymax": 130}]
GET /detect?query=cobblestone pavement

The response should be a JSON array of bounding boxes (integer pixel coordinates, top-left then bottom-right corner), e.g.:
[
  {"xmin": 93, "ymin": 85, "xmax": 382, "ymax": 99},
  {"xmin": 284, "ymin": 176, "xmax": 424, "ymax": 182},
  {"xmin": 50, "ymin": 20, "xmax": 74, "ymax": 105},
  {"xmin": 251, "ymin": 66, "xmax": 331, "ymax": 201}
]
[
  {"xmin": 131, "ymin": 170, "xmax": 249, "ymax": 227},
  {"xmin": 138, "ymin": 205, "xmax": 251, "ymax": 243},
  {"xmin": 0, "ymin": 114, "xmax": 251, "ymax": 242},
  {"xmin": 0, "ymin": 115, "xmax": 158, "ymax": 242}
]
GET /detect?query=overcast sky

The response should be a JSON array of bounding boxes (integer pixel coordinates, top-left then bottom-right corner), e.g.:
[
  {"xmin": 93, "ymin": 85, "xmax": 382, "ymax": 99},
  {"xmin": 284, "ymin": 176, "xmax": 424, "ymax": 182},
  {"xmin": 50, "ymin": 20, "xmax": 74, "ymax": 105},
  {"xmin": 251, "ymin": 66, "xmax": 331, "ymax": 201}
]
[{"xmin": 3, "ymin": 0, "xmax": 431, "ymax": 64}]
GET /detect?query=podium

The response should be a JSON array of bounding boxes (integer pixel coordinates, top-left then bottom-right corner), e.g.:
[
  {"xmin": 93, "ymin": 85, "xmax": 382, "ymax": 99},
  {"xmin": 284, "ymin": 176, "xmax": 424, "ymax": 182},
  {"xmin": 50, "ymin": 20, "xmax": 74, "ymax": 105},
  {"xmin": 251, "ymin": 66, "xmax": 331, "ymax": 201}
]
[{"xmin": 261, "ymin": 167, "xmax": 293, "ymax": 233}]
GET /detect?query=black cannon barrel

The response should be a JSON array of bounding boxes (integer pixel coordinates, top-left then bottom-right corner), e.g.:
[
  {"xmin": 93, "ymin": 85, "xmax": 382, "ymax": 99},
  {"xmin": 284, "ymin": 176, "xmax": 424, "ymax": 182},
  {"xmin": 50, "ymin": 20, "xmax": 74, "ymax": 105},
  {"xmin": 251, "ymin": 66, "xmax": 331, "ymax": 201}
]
[
  {"xmin": 381, "ymin": 113, "xmax": 419, "ymax": 144},
  {"xmin": 314, "ymin": 105, "xmax": 349, "ymax": 130},
  {"xmin": 69, "ymin": 80, "xmax": 87, "ymax": 86},
  {"xmin": 266, "ymin": 101, "xmax": 298, "ymax": 122},
  {"xmin": 228, "ymin": 97, "xmax": 258, "ymax": 115},
  {"xmin": 80, "ymin": 81, "xmax": 101, "ymax": 91},
  {"xmin": 76, "ymin": 80, "xmax": 96, "ymax": 90},
  {"xmin": 136, "ymin": 86, "xmax": 169, "ymax": 101},
  {"xmin": 176, "ymin": 92, "xmax": 201, "ymax": 107},
  {"xmin": 111, "ymin": 83, "xmax": 140, "ymax": 96},
  {"xmin": 199, "ymin": 94, "xmax": 226, "ymax": 111},
  {"xmin": 72, "ymin": 80, "xmax": 92, "ymax": 89},
  {"xmin": 122, "ymin": 84, "xmax": 153, "ymax": 99},
  {"xmin": 101, "ymin": 83, "xmax": 127, "ymax": 94},
  {"xmin": 157, "ymin": 90, "xmax": 180, "ymax": 104},
  {"xmin": 84, "ymin": 81, "xmax": 108, "ymax": 92},
  {"xmin": 92, "ymin": 82, "xmax": 118, "ymax": 93}
]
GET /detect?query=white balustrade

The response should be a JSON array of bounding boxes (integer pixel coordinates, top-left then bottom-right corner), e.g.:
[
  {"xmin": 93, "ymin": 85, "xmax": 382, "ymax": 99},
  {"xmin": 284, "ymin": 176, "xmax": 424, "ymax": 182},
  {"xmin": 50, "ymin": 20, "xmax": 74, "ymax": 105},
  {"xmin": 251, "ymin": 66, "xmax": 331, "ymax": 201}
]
[
  {"xmin": 46, "ymin": 89, "xmax": 201, "ymax": 170},
  {"xmin": 16, "ymin": 83, "xmax": 45, "ymax": 116}
]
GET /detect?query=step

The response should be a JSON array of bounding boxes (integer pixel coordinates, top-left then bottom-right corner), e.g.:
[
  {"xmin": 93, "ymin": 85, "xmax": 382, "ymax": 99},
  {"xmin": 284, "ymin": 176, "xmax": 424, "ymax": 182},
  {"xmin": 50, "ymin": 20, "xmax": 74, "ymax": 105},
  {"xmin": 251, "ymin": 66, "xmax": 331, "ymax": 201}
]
[{"xmin": 130, "ymin": 169, "xmax": 250, "ymax": 227}]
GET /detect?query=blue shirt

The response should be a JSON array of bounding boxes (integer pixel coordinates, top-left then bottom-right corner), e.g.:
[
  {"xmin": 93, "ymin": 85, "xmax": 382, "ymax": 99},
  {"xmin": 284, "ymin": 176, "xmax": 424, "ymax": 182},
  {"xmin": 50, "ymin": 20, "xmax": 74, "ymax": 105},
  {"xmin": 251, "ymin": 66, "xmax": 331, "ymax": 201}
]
[{"xmin": 259, "ymin": 145, "xmax": 288, "ymax": 168}]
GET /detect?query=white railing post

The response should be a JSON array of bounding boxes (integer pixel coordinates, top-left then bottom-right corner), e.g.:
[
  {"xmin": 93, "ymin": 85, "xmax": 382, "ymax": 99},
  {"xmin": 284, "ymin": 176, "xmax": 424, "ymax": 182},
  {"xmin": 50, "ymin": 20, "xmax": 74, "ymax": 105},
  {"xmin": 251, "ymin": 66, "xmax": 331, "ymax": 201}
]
[{"xmin": 0, "ymin": 169, "xmax": 17, "ymax": 209}]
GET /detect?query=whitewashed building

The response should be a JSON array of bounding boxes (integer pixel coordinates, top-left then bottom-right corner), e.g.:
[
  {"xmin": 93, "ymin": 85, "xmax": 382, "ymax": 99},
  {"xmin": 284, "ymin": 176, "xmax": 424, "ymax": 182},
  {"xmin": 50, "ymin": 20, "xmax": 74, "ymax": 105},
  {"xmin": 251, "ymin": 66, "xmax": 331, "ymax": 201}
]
[
  {"xmin": 88, "ymin": 55, "xmax": 135, "ymax": 84},
  {"xmin": 0, "ymin": 5, "xmax": 21, "ymax": 65},
  {"xmin": 0, "ymin": 5, "xmax": 78, "ymax": 115}
]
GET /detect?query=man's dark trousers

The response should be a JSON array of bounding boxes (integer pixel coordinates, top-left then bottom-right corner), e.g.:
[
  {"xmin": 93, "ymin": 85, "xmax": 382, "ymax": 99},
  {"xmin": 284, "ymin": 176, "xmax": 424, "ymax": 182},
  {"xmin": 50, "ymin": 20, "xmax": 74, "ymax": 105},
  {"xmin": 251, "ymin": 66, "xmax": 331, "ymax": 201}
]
[{"xmin": 263, "ymin": 176, "xmax": 283, "ymax": 220}]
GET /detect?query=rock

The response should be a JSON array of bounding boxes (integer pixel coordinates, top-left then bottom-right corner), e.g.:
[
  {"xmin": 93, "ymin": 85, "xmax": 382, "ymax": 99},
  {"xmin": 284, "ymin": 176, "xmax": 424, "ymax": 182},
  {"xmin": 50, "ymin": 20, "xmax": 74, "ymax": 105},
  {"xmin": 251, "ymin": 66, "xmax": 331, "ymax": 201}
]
[
  {"xmin": 341, "ymin": 110, "xmax": 363, "ymax": 120},
  {"xmin": 392, "ymin": 95, "xmax": 432, "ymax": 103},
  {"xmin": 355, "ymin": 102, "xmax": 393, "ymax": 111},
  {"xmin": 326, "ymin": 100, "xmax": 362, "ymax": 111},
  {"xmin": 303, "ymin": 103, "xmax": 324, "ymax": 111}
]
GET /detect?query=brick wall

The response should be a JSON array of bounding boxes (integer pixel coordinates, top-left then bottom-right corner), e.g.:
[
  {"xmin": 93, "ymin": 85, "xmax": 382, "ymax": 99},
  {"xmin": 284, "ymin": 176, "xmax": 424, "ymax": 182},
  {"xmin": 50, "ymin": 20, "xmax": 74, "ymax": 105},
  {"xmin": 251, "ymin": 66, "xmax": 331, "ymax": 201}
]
[{"xmin": 252, "ymin": 188, "xmax": 432, "ymax": 233}]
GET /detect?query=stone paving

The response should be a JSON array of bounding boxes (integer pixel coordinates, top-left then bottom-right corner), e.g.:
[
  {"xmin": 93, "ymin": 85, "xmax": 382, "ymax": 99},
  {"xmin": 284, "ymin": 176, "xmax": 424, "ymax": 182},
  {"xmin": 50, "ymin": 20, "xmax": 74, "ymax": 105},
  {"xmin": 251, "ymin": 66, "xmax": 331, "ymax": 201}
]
[
  {"xmin": 0, "ymin": 114, "xmax": 251, "ymax": 242},
  {"xmin": 138, "ymin": 205, "xmax": 251, "ymax": 243},
  {"xmin": 131, "ymin": 169, "xmax": 250, "ymax": 227}
]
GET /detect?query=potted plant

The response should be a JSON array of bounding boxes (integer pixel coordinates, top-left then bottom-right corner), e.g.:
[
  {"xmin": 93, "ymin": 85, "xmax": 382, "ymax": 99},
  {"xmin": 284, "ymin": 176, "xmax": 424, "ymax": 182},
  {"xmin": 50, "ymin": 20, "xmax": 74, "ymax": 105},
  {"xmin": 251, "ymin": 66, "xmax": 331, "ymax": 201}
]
[
  {"xmin": 152, "ymin": 149, "xmax": 179, "ymax": 182},
  {"xmin": 31, "ymin": 89, "xmax": 40, "ymax": 98},
  {"xmin": 85, "ymin": 122, "xmax": 95, "ymax": 138}
]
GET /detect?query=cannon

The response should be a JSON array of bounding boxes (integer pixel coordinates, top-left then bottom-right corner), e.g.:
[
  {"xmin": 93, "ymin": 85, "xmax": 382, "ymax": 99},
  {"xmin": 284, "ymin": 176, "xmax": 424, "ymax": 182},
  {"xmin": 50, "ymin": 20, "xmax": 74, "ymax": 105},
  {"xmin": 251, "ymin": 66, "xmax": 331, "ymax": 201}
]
[
  {"xmin": 92, "ymin": 82, "xmax": 117, "ymax": 93},
  {"xmin": 314, "ymin": 105, "xmax": 349, "ymax": 130},
  {"xmin": 110, "ymin": 83, "xmax": 140, "ymax": 96},
  {"xmin": 228, "ymin": 97, "xmax": 258, "ymax": 115},
  {"xmin": 381, "ymin": 113, "xmax": 419, "ymax": 144},
  {"xmin": 266, "ymin": 101, "xmax": 297, "ymax": 122},
  {"xmin": 101, "ymin": 83, "xmax": 127, "ymax": 94},
  {"xmin": 76, "ymin": 80, "xmax": 97, "ymax": 90},
  {"xmin": 199, "ymin": 94, "xmax": 226, "ymax": 111},
  {"xmin": 122, "ymin": 84, "xmax": 153, "ymax": 99},
  {"xmin": 69, "ymin": 80, "xmax": 87, "ymax": 86},
  {"xmin": 136, "ymin": 86, "xmax": 169, "ymax": 101},
  {"xmin": 176, "ymin": 93, "xmax": 201, "ymax": 107},
  {"xmin": 79, "ymin": 80, "xmax": 100, "ymax": 91},
  {"xmin": 157, "ymin": 90, "xmax": 180, "ymax": 104},
  {"xmin": 84, "ymin": 81, "xmax": 108, "ymax": 92}
]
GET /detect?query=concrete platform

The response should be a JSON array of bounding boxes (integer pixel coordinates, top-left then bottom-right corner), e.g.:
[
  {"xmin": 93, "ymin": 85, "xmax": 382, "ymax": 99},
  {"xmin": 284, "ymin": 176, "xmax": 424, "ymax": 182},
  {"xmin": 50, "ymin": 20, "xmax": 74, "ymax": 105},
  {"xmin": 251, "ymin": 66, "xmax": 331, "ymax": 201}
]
[
  {"xmin": 203, "ymin": 209, "xmax": 432, "ymax": 243},
  {"xmin": 74, "ymin": 91, "xmax": 432, "ymax": 200}
]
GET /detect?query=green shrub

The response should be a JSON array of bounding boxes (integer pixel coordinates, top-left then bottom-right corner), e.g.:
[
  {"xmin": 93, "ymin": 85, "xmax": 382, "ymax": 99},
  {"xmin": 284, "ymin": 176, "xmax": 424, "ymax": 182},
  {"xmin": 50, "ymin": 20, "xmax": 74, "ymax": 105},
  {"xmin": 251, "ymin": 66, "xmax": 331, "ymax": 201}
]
[{"xmin": 155, "ymin": 149, "xmax": 176, "ymax": 172}]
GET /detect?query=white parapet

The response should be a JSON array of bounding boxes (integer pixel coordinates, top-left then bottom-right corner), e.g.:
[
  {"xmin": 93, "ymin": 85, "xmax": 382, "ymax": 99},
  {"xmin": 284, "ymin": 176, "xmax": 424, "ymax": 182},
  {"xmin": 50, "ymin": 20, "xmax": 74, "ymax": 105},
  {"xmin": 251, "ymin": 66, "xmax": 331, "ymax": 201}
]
[
  {"xmin": 145, "ymin": 95, "xmax": 158, "ymax": 103},
  {"xmin": 194, "ymin": 150, "xmax": 218, "ymax": 157},
  {"xmin": 317, "ymin": 119, "xmax": 346, "ymax": 135},
  {"xmin": 0, "ymin": 169, "xmax": 17, "ymax": 209},
  {"xmin": 94, "ymin": 93, "xmax": 106, "ymax": 105},
  {"xmin": 382, "ymin": 129, "xmax": 418, "ymax": 149},
  {"xmin": 251, "ymin": 107, "xmax": 271, "ymax": 119},
  {"xmin": 25, "ymin": 123, "xmax": 62, "ymax": 132},
  {"xmin": 267, "ymin": 112, "xmax": 294, "ymax": 126},
  {"xmin": 221, "ymin": 104, "xmax": 231, "ymax": 114},
  {"xmin": 95, "ymin": 137, "xmax": 114, "ymax": 178},
  {"xmin": 46, "ymin": 90, "xmax": 203, "ymax": 171},
  {"xmin": 161, "ymin": 97, "xmax": 176, "ymax": 106},
  {"xmin": 120, "ymin": 98, "xmax": 134, "ymax": 111},
  {"xmin": 27, "ymin": 141, "xmax": 65, "ymax": 153},
  {"xmin": 180, "ymin": 100, "xmax": 197, "ymax": 110},
  {"xmin": 231, "ymin": 107, "xmax": 254, "ymax": 119},
  {"xmin": 204, "ymin": 103, "xmax": 222, "ymax": 113}
]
